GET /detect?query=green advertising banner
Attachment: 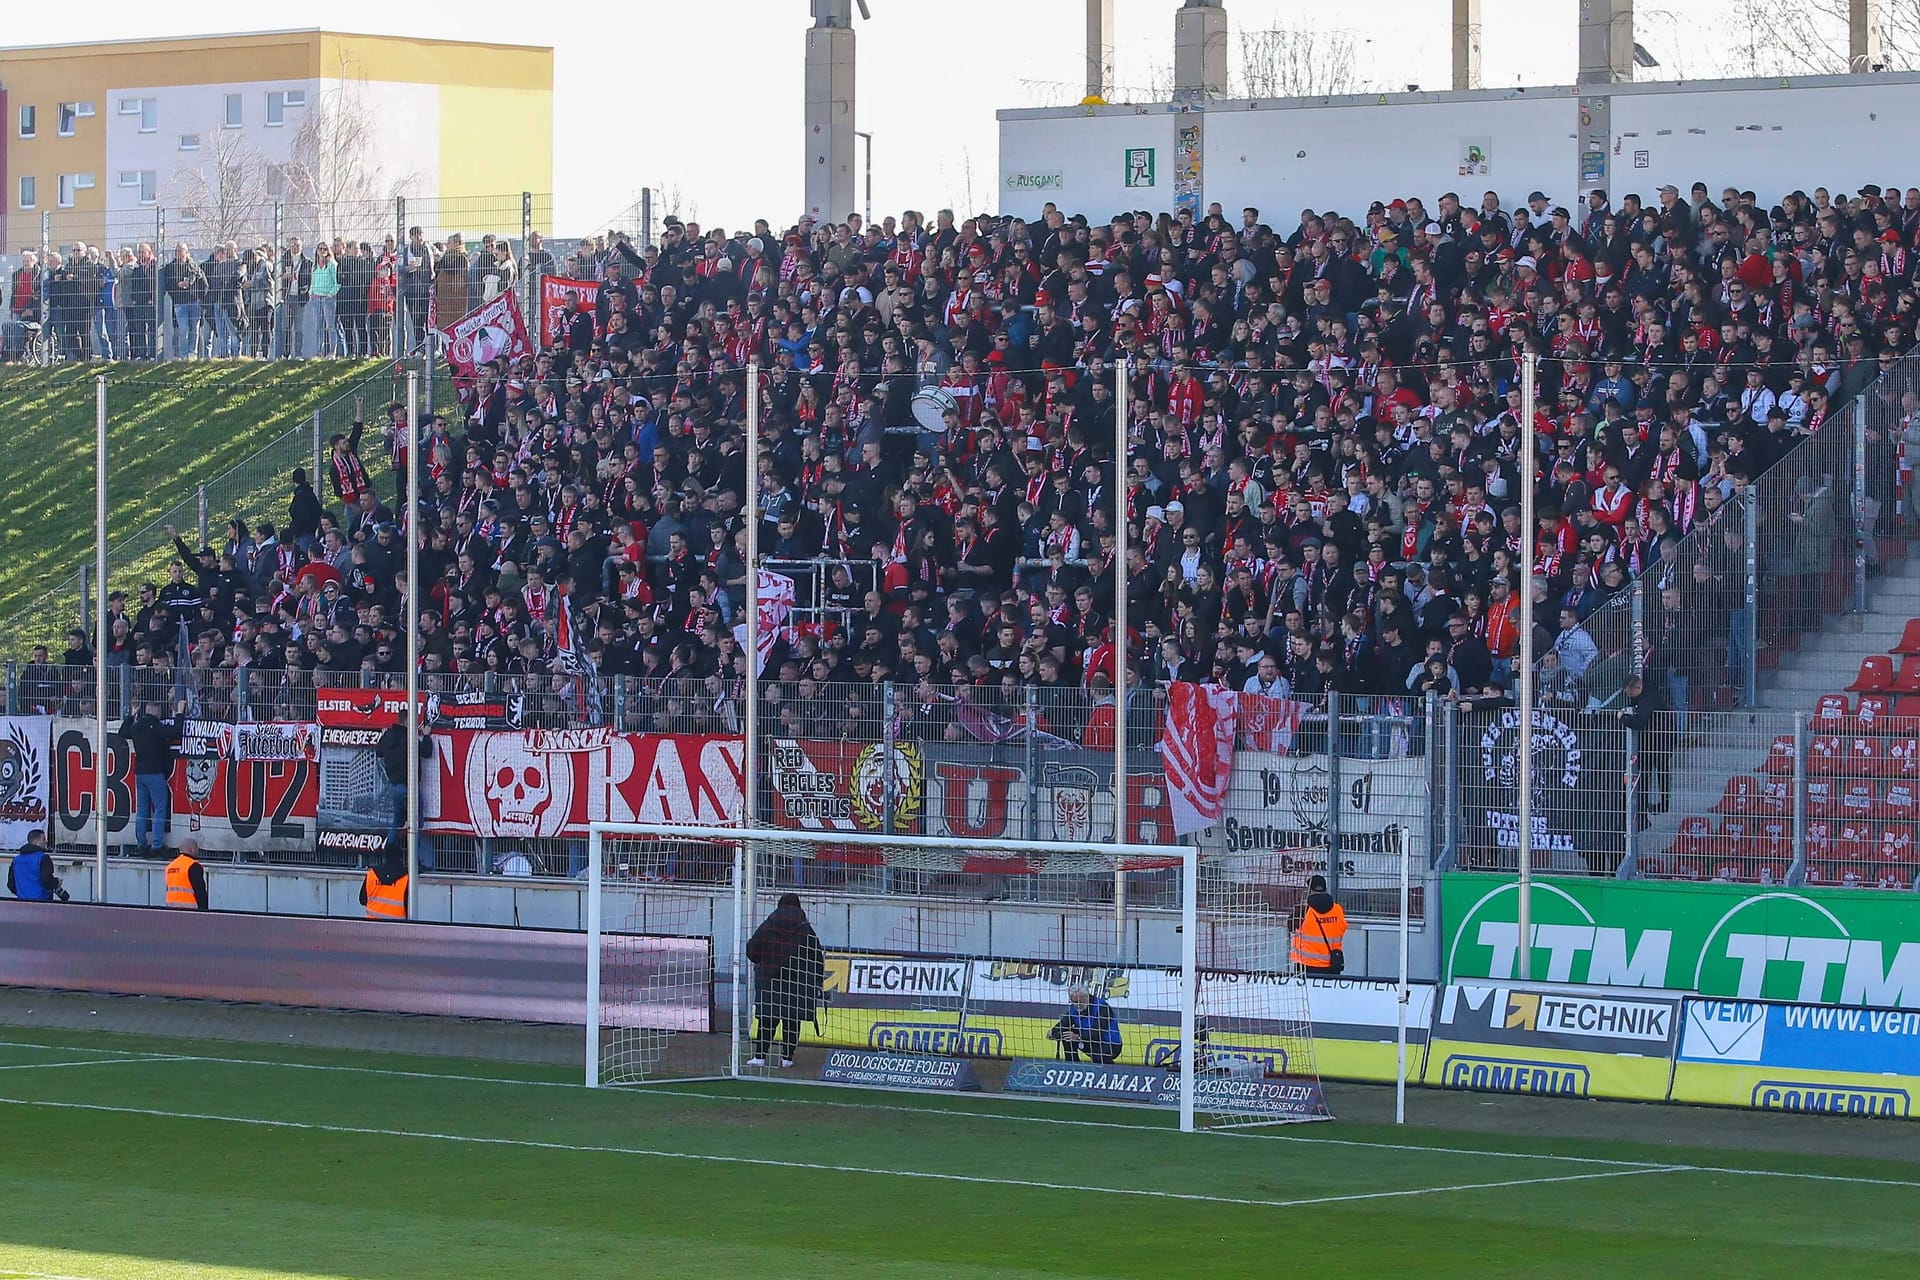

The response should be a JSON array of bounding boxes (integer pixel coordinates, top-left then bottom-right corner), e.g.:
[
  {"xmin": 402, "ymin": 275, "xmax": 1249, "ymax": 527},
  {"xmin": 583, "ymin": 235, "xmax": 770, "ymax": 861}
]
[{"xmin": 1444, "ymin": 874, "xmax": 1920, "ymax": 1009}]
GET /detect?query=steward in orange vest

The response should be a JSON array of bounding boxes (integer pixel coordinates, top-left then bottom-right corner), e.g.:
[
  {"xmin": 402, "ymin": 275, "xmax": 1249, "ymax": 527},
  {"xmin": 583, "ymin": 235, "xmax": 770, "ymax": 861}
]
[
  {"xmin": 164, "ymin": 843, "xmax": 209, "ymax": 910},
  {"xmin": 359, "ymin": 845, "xmax": 409, "ymax": 920},
  {"xmin": 1289, "ymin": 875, "xmax": 1348, "ymax": 973}
]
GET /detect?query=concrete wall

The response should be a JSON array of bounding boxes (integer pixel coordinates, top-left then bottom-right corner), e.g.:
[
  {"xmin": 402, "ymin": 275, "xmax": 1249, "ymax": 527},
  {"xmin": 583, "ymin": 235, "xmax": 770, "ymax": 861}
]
[
  {"xmin": 5, "ymin": 853, "xmax": 1435, "ymax": 983},
  {"xmin": 997, "ymin": 72, "xmax": 1920, "ymax": 223}
]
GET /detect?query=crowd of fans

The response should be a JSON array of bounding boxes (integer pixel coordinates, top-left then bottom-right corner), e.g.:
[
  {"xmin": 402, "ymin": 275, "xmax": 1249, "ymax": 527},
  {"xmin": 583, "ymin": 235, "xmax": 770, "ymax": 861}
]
[
  {"xmin": 1, "ymin": 228, "xmax": 548, "ymax": 363},
  {"xmin": 25, "ymin": 179, "xmax": 1920, "ymax": 750}
]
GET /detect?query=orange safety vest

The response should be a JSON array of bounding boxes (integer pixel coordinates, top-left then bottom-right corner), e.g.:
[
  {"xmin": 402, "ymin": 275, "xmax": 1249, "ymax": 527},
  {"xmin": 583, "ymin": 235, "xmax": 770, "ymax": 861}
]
[
  {"xmin": 364, "ymin": 870, "xmax": 408, "ymax": 919},
  {"xmin": 1289, "ymin": 902, "xmax": 1349, "ymax": 969},
  {"xmin": 164, "ymin": 854, "xmax": 201, "ymax": 909}
]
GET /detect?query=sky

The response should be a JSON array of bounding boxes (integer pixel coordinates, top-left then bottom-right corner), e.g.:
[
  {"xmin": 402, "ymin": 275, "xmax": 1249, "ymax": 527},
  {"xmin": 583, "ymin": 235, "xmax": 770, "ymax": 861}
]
[{"xmin": 2, "ymin": 0, "xmax": 1850, "ymax": 234}]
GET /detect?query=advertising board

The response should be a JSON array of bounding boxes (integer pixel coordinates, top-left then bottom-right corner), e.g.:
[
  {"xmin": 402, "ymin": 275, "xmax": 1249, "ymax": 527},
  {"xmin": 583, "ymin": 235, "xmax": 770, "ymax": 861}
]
[
  {"xmin": 1445, "ymin": 874, "xmax": 1920, "ymax": 1010},
  {"xmin": 804, "ymin": 951, "xmax": 1432, "ymax": 1083},
  {"xmin": 1421, "ymin": 980, "xmax": 1681, "ymax": 1101},
  {"xmin": 1671, "ymin": 998, "xmax": 1920, "ymax": 1118}
]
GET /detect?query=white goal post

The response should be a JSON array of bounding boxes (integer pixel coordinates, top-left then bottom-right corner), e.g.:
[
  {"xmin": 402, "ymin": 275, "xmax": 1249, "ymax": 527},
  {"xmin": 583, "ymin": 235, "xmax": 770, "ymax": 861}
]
[{"xmin": 586, "ymin": 822, "xmax": 1335, "ymax": 1132}]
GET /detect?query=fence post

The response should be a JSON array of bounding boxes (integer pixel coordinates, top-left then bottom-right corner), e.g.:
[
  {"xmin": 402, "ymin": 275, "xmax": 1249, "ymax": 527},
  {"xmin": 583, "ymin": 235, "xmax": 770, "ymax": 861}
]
[
  {"xmin": 312, "ymin": 410, "xmax": 323, "ymax": 490},
  {"xmin": 196, "ymin": 484, "xmax": 209, "ymax": 549},
  {"xmin": 1443, "ymin": 699, "xmax": 1460, "ymax": 865},
  {"xmin": 881, "ymin": 680, "xmax": 898, "ymax": 895},
  {"xmin": 235, "ymin": 666, "xmax": 251, "ymax": 724},
  {"xmin": 1325, "ymin": 689, "xmax": 1342, "ymax": 900},
  {"xmin": 1854, "ymin": 398, "xmax": 1870, "ymax": 615},
  {"xmin": 1423, "ymin": 691, "xmax": 1440, "ymax": 867},
  {"xmin": 1623, "ymin": 722, "xmax": 1639, "ymax": 873},
  {"xmin": 393, "ymin": 197, "xmax": 407, "ymax": 357},
  {"xmin": 79, "ymin": 564, "xmax": 91, "ymax": 648},
  {"xmin": 640, "ymin": 189, "xmax": 654, "ymax": 251},
  {"xmin": 611, "ymin": 674, "xmax": 626, "ymax": 731},
  {"xmin": 1023, "ymin": 684, "xmax": 1040, "ymax": 844},
  {"xmin": 153, "ymin": 206, "xmax": 167, "ymax": 360},
  {"xmin": 1743, "ymin": 494, "xmax": 1759, "ymax": 709},
  {"xmin": 5, "ymin": 662, "xmax": 16, "ymax": 715},
  {"xmin": 1630, "ymin": 578, "xmax": 1647, "ymax": 674},
  {"xmin": 424, "ymin": 331, "xmax": 436, "ymax": 420},
  {"xmin": 1790, "ymin": 711, "xmax": 1809, "ymax": 884},
  {"xmin": 40, "ymin": 213, "xmax": 51, "ymax": 359},
  {"xmin": 521, "ymin": 191, "xmax": 537, "ymax": 348}
]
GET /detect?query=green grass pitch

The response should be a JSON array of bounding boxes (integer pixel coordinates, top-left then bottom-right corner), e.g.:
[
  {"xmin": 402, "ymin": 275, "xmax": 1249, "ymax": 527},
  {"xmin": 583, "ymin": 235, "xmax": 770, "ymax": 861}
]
[{"xmin": 0, "ymin": 1030, "xmax": 1913, "ymax": 1279}]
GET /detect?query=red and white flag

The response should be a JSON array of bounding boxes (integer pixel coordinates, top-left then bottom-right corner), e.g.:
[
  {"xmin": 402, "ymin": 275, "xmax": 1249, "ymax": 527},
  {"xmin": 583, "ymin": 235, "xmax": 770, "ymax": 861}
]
[
  {"xmin": 1238, "ymin": 693, "xmax": 1306, "ymax": 754},
  {"xmin": 1161, "ymin": 682, "xmax": 1239, "ymax": 836},
  {"xmin": 538, "ymin": 275, "xmax": 602, "ymax": 348},
  {"xmin": 437, "ymin": 290, "xmax": 531, "ymax": 382},
  {"xmin": 732, "ymin": 569, "xmax": 796, "ymax": 674}
]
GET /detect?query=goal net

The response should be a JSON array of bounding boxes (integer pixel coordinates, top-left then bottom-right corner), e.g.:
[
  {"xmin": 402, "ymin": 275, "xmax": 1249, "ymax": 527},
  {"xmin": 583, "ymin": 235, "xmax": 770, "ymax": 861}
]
[{"xmin": 587, "ymin": 823, "xmax": 1331, "ymax": 1130}]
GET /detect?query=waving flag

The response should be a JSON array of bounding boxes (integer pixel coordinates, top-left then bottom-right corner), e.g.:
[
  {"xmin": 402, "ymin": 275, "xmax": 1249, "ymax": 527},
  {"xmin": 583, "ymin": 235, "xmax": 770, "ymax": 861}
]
[
  {"xmin": 1160, "ymin": 682, "xmax": 1239, "ymax": 836},
  {"xmin": 1238, "ymin": 693, "xmax": 1306, "ymax": 754},
  {"xmin": 732, "ymin": 569, "xmax": 796, "ymax": 675}
]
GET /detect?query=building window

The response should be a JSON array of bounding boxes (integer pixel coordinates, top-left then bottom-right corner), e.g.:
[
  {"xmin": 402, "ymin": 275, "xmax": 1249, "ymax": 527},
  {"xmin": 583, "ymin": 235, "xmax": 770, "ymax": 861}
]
[
  {"xmin": 265, "ymin": 89, "xmax": 306, "ymax": 127},
  {"xmin": 17, "ymin": 105, "xmax": 35, "ymax": 139},
  {"xmin": 57, "ymin": 173, "xmax": 96, "ymax": 207},
  {"xmin": 179, "ymin": 133, "xmax": 201, "ymax": 151},
  {"xmin": 119, "ymin": 170, "xmax": 158, "ymax": 205},
  {"xmin": 119, "ymin": 97, "xmax": 158, "ymax": 133},
  {"xmin": 17, "ymin": 176, "xmax": 35, "ymax": 209},
  {"xmin": 59, "ymin": 103, "xmax": 77, "ymax": 136},
  {"xmin": 224, "ymin": 94, "xmax": 243, "ymax": 128}
]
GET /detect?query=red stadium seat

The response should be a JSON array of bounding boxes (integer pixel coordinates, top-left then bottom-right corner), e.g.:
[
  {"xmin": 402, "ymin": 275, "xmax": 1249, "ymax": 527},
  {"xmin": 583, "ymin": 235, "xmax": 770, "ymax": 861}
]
[
  {"xmin": 1849, "ymin": 655, "xmax": 1895, "ymax": 692},
  {"xmin": 1879, "ymin": 826, "xmax": 1915, "ymax": 863},
  {"xmin": 1894, "ymin": 619, "xmax": 1920, "ymax": 656},
  {"xmin": 1884, "ymin": 782, "xmax": 1918, "ymax": 821},
  {"xmin": 1813, "ymin": 693, "xmax": 1850, "ymax": 724},
  {"xmin": 1808, "ymin": 735, "xmax": 1845, "ymax": 775},
  {"xmin": 1807, "ymin": 778, "xmax": 1840, "ymax": 818},
  {"xmin": 1896, "ymin": 658, "xmax": 1920, "ymax": 695},
  {"xmin": 1760, "ymin": 735, "xmax": 1797, "ymax": 774},
  {"xmin": 1712, "ymin": 775, "xmax": 1763, "ymax": 814},
  {"xmin": 1885, "ymin": 737, "xmax": 1920, "ymax": 779},
  {"xmin": 1669, "ymin": 816, "xmax": 1712, "ymax": 856},
  {"xmin": 1856, "ymin": 694, "xmax": 1891, "ymax": 727}
]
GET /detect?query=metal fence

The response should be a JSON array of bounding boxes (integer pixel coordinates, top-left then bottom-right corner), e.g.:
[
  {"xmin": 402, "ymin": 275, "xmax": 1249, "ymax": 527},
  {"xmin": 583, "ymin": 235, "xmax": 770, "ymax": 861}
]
[{"xmin": 3, "ymin": 193, "xmax": 555, "ymax": 364}]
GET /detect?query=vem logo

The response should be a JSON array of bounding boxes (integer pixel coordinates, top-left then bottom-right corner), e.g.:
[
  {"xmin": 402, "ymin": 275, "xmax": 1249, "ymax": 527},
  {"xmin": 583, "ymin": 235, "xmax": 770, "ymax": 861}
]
[
  {"xmin": 1751, "ymin": 1081, "xmax": 1910, "ymax": 1117},
  {"xmin": 868, "ymin": 1023, "xmax": 1001, "ymax": 1057},
  {"xmin": 1441, "ymin": 1055, "xmax": 1591, "ymax": 1096}
]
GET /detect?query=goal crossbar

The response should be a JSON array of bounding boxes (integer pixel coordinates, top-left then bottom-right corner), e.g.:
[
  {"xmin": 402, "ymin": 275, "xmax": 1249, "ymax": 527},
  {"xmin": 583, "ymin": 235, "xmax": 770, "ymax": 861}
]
[{"xmin": 588, "ymin": 823, "xmax": 1204, "ymax": 1129}]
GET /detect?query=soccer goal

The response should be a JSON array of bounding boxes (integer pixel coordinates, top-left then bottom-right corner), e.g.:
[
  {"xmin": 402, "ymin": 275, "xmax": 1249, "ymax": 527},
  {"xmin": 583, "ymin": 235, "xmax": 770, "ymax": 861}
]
[{"xmin": 586, "ymin": 822, "xmax": 1332, "ymax": 1131}]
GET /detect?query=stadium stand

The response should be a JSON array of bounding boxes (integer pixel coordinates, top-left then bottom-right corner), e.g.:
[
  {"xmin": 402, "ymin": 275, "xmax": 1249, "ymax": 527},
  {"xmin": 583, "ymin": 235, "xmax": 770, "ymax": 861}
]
[{"xmin": 13, "ymin": 179, "xmax": 1920, "ymax": 887}]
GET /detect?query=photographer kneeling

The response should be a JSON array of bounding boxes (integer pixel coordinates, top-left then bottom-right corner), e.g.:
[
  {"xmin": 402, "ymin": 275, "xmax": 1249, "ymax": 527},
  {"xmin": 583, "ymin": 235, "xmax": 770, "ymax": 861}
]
[{"xmin": 1049, "ymin": 984, "xmax": 1122, "ymax": 1064}]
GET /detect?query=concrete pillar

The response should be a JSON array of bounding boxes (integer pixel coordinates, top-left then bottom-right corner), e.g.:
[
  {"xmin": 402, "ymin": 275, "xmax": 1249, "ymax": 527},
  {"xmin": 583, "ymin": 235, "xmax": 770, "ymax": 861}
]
[
  {"xmin": 1086, "ymin": 0, "xmax": 1115, "ymax": 100},
  {"xmin": 1851, "ymin": 0, "xmax": 1884, "ymax": 70},
  {"xmin": 1576, "ymin": 0, "xmax": 1634, "ymax": 85},
  {"xmin": 1174, "ymin": 0, "xmax": 1229, "ymax": 100},
  {"xmin": 804, "ymin": 8, "xmax": 857, "ymax": 224},
  {"xmin": 1453, "ymin": 0, "xmax": 1483, "ymax": 90}
]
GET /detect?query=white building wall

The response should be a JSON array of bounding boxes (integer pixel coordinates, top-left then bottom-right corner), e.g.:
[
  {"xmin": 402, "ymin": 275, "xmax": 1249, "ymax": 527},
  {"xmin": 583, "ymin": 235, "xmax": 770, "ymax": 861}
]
[{"xmin": 999, "ymin": 73, "xmax": 1920, "ymax": 224}]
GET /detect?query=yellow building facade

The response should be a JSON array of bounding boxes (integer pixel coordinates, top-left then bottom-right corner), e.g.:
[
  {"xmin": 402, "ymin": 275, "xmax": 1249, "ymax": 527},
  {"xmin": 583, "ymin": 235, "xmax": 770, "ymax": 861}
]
[{"xmin": 1, "ymin": 29, "xmax": 552, "ymax": 253}]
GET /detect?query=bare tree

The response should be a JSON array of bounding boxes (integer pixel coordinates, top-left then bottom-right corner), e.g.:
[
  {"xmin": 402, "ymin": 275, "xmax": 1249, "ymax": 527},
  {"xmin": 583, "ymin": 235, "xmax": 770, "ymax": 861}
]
[
  {"xmin": 1638, "ymin": 0, "xmax": 1920, "ymax": 76},
  {"xmin": 166, "ymin": 126, "xmax": 275, "ymax": 248},
  {"xmin": 280, "ymin": 62, "xmax": 418, "ymax": 247}
]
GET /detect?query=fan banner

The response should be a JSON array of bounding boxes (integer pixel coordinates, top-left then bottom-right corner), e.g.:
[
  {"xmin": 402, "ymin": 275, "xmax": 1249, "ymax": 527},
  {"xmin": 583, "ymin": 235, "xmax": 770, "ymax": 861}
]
[
  {"xmin": 732, "ymin": 570, "xmax": 796, "ymax": 673},
  {"xmin": 423, "ymin": 729, "xmax": 743, "ymax": 840},
  {"xmin": 538, "ymin": 275, "xmax": 602, "ymax": 347},
  {"xmin": 437, "ymin": 290, "xmax": 531, "ymax": 382},
  {"xmin": 0, "ymin": 716, "xmax": 52, "ymax": 848},
  {"xmin": 1160, "ymin": 682, "xmax": 1239, "ymax": 836},
  {"xmin": 49, "ymin": 718, "xmax": 318, "ymax": 855}
]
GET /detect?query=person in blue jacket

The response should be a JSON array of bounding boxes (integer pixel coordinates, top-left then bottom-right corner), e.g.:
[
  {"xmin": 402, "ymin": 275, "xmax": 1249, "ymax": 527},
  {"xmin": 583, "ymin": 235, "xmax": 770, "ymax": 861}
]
[
  {"xmin": 1051, "ymin": 984, "xmax": 1122, "ymax": 1064},
  {"xmin": 8, "ymin": 830, "xmax": 69, "ymax": 902}
]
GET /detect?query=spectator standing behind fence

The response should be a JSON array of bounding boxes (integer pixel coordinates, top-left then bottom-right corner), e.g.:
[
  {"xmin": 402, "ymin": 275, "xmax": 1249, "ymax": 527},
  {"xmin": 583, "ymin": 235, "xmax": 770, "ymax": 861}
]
[
  {"xmin": 338, "ymin": 241, "xmax": 372, "ymax": 358},
  {"xmin": 207, "ymin": 243, "xmax": 242, "ymax": 359},
  {"xmin": 120, "ymin": 700, "xmax": 183, "ymax": 858},
  {"xmin": 276, "ymin": 238, "xmax": 311, "ymax": 359},
  {"xmin": 160, "ymin": 244, "xmax": 204, "ymax": 361},
  {"xmin": 400, "ymin": 226, "xmax": 434, "ymax": 354},
  {"xmin": 435, "ymin": 233, "xmax": 471, "ymax": 323},
  {"xmin": 126, "ymin": 244, "xmax": 157, "ymax": 361},
  {"xmin": 7, "ymin": 830, "xmax": 67, "ymax": 902},
  {"xmin": 1, "ymin": 251, "xmax": 37, "ymax": 360},
  {"xmin": 241, "ymin": 249, "xmax": 274, "ymax": 359},
  {"xmin": 368, "ymin": 237, "xmax": 398, "ymax": 356},
  {"xmin": 91, "ymin": 246, "xmax": 120, "ymax": 361},
  {"xmin": 744, "ymin": 893, "xmax": 825, "ymax": 1068},
  {"xmin": 1619, "ymin": 673, "xmax": 1675, "ymax": 818},
  {"xmin": 309, "ymin": 244, "xmax": 341, "ymax": 358},
  {"xmin": 376, "ymin": 719, "xmax": 433, "ymax": 870}
]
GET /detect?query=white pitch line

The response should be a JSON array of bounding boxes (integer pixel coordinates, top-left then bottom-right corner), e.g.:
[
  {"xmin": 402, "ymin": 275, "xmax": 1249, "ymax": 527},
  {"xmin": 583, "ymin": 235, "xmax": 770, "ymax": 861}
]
[
  {"xmin": 0, "ymin": 1092, "xmax": 1569, "ymax": 1211},
  {"xmin": 0, "ymin": 1055, "xmax": 179, "ymax": 1072},
  {"xmin": 6, "ymin": 1039, "xmax": 1920, "ymax": 1192},
  {"xmin": 1270, "ymin": 1164, "xmax": 1691, "ymax": 1207}
]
